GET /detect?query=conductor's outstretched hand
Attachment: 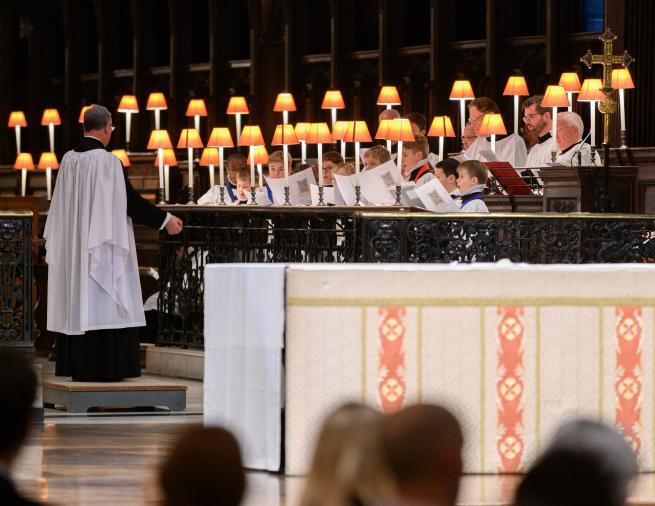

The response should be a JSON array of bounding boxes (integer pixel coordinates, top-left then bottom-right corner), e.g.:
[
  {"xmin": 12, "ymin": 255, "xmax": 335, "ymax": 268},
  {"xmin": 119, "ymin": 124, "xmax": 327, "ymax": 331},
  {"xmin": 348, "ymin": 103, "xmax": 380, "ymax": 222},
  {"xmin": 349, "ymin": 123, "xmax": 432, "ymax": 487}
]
[{"xmin": 165, "ymin": 216, "xmax": 184, "ymax": 235}]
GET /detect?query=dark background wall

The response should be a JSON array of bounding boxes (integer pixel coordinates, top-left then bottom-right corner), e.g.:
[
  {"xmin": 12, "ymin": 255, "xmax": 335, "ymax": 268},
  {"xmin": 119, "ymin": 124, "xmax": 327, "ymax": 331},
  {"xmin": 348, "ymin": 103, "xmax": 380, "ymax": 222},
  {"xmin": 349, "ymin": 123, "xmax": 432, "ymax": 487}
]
[{"xmin": 0, "ymin": 0, "xmax": 650, "ymax": 163}]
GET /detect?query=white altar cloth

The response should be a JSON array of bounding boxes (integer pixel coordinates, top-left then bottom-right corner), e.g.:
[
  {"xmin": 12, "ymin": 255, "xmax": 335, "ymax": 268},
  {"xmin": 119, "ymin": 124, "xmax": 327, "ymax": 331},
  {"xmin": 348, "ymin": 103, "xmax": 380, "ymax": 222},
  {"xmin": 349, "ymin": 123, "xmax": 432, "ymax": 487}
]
[{"xmin": 204, "ymin": 262, "xmax": 655, "ymax": 474}]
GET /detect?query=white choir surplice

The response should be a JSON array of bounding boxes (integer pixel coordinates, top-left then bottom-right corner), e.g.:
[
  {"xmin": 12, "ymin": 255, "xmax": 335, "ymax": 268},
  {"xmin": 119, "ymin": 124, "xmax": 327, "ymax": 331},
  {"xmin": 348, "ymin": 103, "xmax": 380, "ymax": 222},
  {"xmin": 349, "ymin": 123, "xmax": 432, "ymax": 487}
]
[
  {"xmin": 524, "ymin": 135, "xmax": 556, "ymax": 168},
  {"xmin": 44, "ymin": 149, "xmax": 145, "ymax": 335},
  {"xmin": 459, "ymin": 184, "xmax": 489, "ymax": 213},
  {"xmin": 554, "ymin": 142, "xmax": 592, "ymax": 166},
  {"xmin": 462, "ymin": 133, "xmax": 527, "ymax": 168}
]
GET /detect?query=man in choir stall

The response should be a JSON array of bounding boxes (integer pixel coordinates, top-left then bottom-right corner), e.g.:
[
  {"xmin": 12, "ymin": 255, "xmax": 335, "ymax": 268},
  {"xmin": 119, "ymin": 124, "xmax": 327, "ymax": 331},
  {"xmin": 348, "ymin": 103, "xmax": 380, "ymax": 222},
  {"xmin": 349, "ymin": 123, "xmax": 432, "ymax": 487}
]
[
  {"xmin": 362, "ymin": 145, "xmax": 392, "ymax": 171},
  {"xmin": 461, "ymin": 122, "xmax": 477, "ymax": 151},
  {"xmin": 462, "ymin": 97, "xmax": 527, "ymax": 167},
  {"xmin": 322, "ymin": 150, "xmax": 344, "ymax": 185},
  {"xmin": 553, "ymin": 111, "xmax": 592, "ymax": 166},
  {"xmin": 225, "ymin": 152, "xmax": 247, "ymax": 203},
  {"xmin": 44, "ymin": 105, "xmax": 184, "ymax": 382},
  {"xmin": 402, "ymin": 135, "xmax": 433, "ymax": 183},
  {"xmin": 522, "ymin": 95, "xmax": 556, "ymax": 167},
  {"xmin": 404, "ymin": 111, "xmax": 427, "ymax": 137}
]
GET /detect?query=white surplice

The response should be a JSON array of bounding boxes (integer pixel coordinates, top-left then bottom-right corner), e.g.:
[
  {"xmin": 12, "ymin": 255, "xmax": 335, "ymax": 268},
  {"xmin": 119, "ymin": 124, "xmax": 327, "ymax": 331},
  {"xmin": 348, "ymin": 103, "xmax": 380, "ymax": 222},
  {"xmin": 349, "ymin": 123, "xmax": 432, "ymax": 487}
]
[
  {"xmin": 524, "ymin": 135, "xmax": 556, "ymax": 168},
  {"xmin": 463, "ymin": 133, "xmax": 527, "ymax": 168},
  {"xmin": 44, "ymin": 148, "xmax": 145, "ymax": 335},
  {"xmin": 555, "ymin": 142, "xmax": 592, "ymax": 166}
]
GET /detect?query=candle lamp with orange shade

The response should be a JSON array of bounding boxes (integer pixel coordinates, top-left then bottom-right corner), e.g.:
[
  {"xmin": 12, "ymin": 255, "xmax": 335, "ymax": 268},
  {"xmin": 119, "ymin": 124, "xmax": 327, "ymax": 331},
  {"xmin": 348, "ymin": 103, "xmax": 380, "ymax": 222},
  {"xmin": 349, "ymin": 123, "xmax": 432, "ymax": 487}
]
[
  {"xmin": 226, "ymin": 97, "xmax": 249, "ymax": 145},
  {"xmin": 186, "ymin": 99, "xmax": 208, "ymax": 133},
  {"xmin": 272, "ymin": 124, "xmax": 299, "ymax": 205},
  {"xmin": 207, "ymin": 127, "xmax": 235, "ymax": 205},
  {"xmin": 14, "ymin": 153, "xmax": 34, "ymax": 197},
  {"xmin": 478, "ymin": 114, "xmax": 507, "ymax": 155},
  {"xmin": 78, "ymin": 105, "xmax": 93, "ymax": 124},
  {"xmin": 559, "ymin": 73, "xmax": 582, "ymax": 112},
  {"xmin": 146, "ymin": 93, "xmax": 167, "ymax": 130},
  {"xmin": 177, "ymin": 128, "xmax": 204, "ymax": 204},
  {"xmin": 117, "ymin": 96, "xmax": 139, "ymax": 151},
  {"xmin": 332, "ymin": 120, "xmax": 349, "ymax": 159},
  {"xmin": 386, "ymin": 118, "xmax": 415, "ymax": 205},
  {"xmin": 321, "ymin": 90, "xmax": 346, "ymax": 130},
  {"xmin": 238, "ymin": 125, "xmax": 265, "ymax": 204},
  {"xmin": 305, "ymin": 123, "xmax": 332, "ymax": 205},
  {"xmin": 427, "ymin": 116, "xmax": 456, "ymax": 162},
  {"xmin": 248, "ymin": 146, "xmax": 269, "ymax": 188},
  {"xmin": 376, "ymin": 86, "xmax": 401, "ymax": 110},
  {"xmin": 41, "ymin": 109, "xmax": 61, "ymax": 153},
  {"xmin": 578, "ymin": 78, "xmax": 605, "ymax": 157},
  {"xmin": 38, "ymin": 152, "xmax": 59, "ymax": 200},
  {"xmin": 273, "ymin": 93, "xmax": 296, "ymax": 125},
  {"xmin": 502, "ymin": 76, "xmax": 529, "ymax": 134},
  {"xmin": 343, "ymin": 121, "xmax": 372, "ymax": 205},
  {"xmin": 8, "ymin": 111, "xmax": 27, "ymax": 154},
  {"xmin": 200, "ymin": 147, "xmax": 221, "ymax": 190},
  {"xmin": 449, "ymin": 80, "xmax": 475, "ymax": 140},
  {"xmin": 154, "ymin": 149, "xmax": 177, "ymax": 202},
  {"xmin": 111, "ymin": 149, "xmax": 131, "ymax": 168},
  {"xmin": 294, "ymin": 122, "xmax": 311, "ymax": 164},
  {"xmin": 147, "ymin": 130, "xmax": 173, "ymax": 204},
  {"xmin": 612, "ymin": 68, "xmax": 635, "ymax": 148},
  {"xmin": 375, "ymin": 119, "xmax": 393, "ymax": 152},
  {"xmin": 541, "ymin": 85, "xmax": 570, "ymax": 161}
]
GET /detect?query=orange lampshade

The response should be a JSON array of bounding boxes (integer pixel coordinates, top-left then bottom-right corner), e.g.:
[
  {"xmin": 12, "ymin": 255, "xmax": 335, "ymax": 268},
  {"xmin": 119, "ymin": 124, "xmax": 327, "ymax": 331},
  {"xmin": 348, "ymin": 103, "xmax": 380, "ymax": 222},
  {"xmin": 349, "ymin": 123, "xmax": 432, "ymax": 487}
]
[
  {"xmin": 117, "ymin": 95, "xmax": 139, "ymax": 112},
  {"xmin": 37, "ymin": 152, "xmax": 59, "ymax": 170},
  {"xmin": 479, "ymin": 113, "xmax": 507, "ymax": 136},
  {"xmin": 78, "ymin": 105, "xmax": 93, "ymax": 123},
  {"xmin": 177, "ymin": 128, "xmax": 204, "ymax": 149},
  {"xmin": 375, "ymin": 119, "xmax": 392, "ymax": 140},
  {"xmin": 558, "ymin": 73, "xmax": 582, "ymax": 93},
  {"xmin": 146, "ymin": 92, "xmax": 168, "ymax": 110},
  {"xmin": 186, "ymin": 99, "xmax": 208, "ymax": 117},
  {"xmin": 541, "ymin": 85, "xmax": 570, "ymax": 108},
  {"xmin": 111, "ymin": 149, "xmax": 130, "ymax": 167},
  {"xmin": 427, "ymin": 116, "xmax": 456, "ymax": 137},
  {"xmin": 344, "ymin": 121, "xmax": 372, "ymax": 143},
  {"xmin": 273, "ymin": 93, "xmax": 297, "ymax": 112},
  {"xmin": 199, "ymin": 147, "xmax": 221, "ymax": 166},
  {"xmin": 8, "ymin": 111, "xmax": 27, "ymax": 128},
  {"xmin": 207, "ymin": 127, "xmax": 235, "ymax": 148},
  {"xmin": 449, "ymin": 80, "xmax": 475, "ymax": 100},
  {"xmin": 271, "ymin": 124, "xmax": 299, "ymax": 145},
  {"xmin": 332, "ymin": 121, "xmax": 349, "ymax": 141},
  {"xmin": 248, "ymin": 145, "xmax": 269, "ymax": 165},
  {"xmin": 238, "ymin": 125, "xmax": 265, "ymax": 147},
  {"xmin": 294, "ymin": 122, "xmax": 311, "ymax": 141},
  {"xmin": 503, "ymin": 76, "xmax": 529, "ymax": 96},
  {"xmin": 13, "ymin": 153, "xmax": 34, "ymax": 170},
  {"xmin": 41, "ymin": 109, "xmax": 61, "ymax": 126},
  {"xmin": 147, "ymin": 130, "xmax": 173, "ymax": 150},
  {"xmin": 612, "ymin": 68, "xmax": 635, "ymax": 90},
  {"xmin": 386, "ymin": 118, "xmax": 415, "ymax": 142},
  {"xmin": 578, "ymin": 79, "xmax": 606, "ymax": 102},
  {"xmin": 305, "ymin": 123, "xmax": 332, "ymax": 144},
  {"xmin": 226, "ymin": 96, "xmax": 250, "ymax": 115},
  {"xmin": 321, "ymin": 90, "xmax": 346, "ymax": 109},
  {"xmin": 376, "ymin": 86, "xmax": 401, "ymax": 106},
  {"xmin": 154, "ymin": 148, "xmax": 178, "ymax": 166}
]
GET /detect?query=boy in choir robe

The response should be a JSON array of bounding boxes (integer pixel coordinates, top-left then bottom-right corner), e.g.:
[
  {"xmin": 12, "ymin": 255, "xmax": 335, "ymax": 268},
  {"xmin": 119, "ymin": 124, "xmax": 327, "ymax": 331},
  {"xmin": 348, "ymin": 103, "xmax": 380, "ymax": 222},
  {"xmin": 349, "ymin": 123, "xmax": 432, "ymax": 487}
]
[
  {"xmin": 522, "ymin": 95, "xmax": 556, "ymax": 167},
  {"xmin": 456, "ymin": 160, "xmax": 489, "ymax": 213},
  {"xmin": 322, "ymin": 150, "xmax": 344, "ymax": 184},
  {"xmin": 402, "ymin": 135, "xmax": 433, "ymax": 183},
  {"xmin": 233, "ymin": 167, "xmax": 252, "ymax": 204},
  {"xmin": 363, "ymin": 145, "xmax": 392, "ymax": 171},
  {"xmin": 225, "ymin": 152, "xmax": 247, "ymax": 202},
  {"xmin": 434, "ymin": 158, "xmax": 460, "ymax": 197},
  {"xmin": 330, "ymin": 162, "xmax": 355, "ymax": 186},
  {"xmin": 265, "ymin": 150, "xmax": 294, "ymax": 202}
]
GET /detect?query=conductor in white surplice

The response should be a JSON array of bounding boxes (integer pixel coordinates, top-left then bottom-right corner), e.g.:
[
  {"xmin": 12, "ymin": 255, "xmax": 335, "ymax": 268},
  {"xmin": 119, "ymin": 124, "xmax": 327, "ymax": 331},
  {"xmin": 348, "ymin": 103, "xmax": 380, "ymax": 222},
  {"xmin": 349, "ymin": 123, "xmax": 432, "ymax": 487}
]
[{"xmin": 44, "ymin": 104, "xmax": 184, "ymax": 381}]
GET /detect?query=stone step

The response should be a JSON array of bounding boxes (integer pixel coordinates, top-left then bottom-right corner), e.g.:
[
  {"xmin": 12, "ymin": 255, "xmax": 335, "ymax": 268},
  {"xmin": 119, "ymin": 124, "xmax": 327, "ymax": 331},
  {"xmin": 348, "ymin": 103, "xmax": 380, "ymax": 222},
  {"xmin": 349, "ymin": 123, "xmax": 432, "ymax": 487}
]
[{"xmin": 145, "ymin": 344, "xmax": 204, "ymax": 380}]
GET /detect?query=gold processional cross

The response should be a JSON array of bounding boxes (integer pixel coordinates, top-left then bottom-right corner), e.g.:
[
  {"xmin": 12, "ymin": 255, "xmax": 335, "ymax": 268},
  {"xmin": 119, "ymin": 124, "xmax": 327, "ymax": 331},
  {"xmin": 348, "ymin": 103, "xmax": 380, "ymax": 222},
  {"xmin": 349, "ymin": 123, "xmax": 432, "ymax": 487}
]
[{"xmin": 580, "ymin": 28, "xmax": 634, "ymax": 144}]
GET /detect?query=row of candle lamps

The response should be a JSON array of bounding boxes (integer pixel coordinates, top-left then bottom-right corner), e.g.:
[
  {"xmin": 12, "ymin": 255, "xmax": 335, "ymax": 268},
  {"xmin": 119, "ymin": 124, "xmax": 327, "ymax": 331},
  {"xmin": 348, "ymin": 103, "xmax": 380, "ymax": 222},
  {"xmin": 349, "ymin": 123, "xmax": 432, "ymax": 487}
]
[{"xmin": 8, "ymin": 69, "xmax": 635, "ymax": 204}]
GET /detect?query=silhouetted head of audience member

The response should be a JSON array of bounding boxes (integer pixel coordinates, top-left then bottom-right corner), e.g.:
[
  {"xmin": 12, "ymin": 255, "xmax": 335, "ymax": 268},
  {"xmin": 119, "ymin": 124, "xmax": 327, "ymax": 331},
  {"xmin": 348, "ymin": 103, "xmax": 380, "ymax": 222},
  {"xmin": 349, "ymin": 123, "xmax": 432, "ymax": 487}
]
[
  {"xmin": 381, "ymin": 404, "xmax": 463, "ymax": 506},
  {"xmin": 0, "ymin": 349, "xmax": 37, "ymax": 467},
  {"xmin": 300, "ymin": 403, "xmax": 395, "ymax": 506},
  {"xmin": 159, "ymin": 425, "xmax": 245, "ymax": 506},
  {"xmin": 515, "ymin": 419, "xmax": 637, "ymax": 506}
]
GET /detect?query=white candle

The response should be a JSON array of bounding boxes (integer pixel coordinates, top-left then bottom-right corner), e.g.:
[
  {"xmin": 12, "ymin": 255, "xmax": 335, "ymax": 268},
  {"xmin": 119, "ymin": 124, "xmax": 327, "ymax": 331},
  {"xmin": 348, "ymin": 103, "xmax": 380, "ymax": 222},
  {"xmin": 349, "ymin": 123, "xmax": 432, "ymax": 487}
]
[
  {"xmin": 154, "ymin": 109, "xmax": 161, "ymax": 130},
  {"xmin": 125, "ymin": 112, "xmax": 132, "ymax": 147},
  {"xmin": 590, "ymin": 101, "xmax": 596, "ymax": 148},
  {"xmin": 459, "ymin": 100, "xmax": 466, "ymax": 137},
  {"xmin": 331, "ymin": 109, "xmax": 337, "ymax": 131},
  {"xmin": 513, "ymin": 95, "xmax": 519, "ymax": 135},
  {"xmin": 438, "ymin": 136, "xmax": 444, "ymax": 162},
  {"xmin": 46, "ymin": 167, "xmax": 52, "ymax": 200},
  {"xmin": 340, "ymin": 140, "xmax": 346, "ymax": 159},
  {"xmin": 355, "ymin": 141, "xmax": 361, "ymax": 185},
  {"xmin": 567, "ymin": 92, "xmax": 573, "ymax": 112},
  {"xmin": 283, "ymin": 110, "xmax": 289, "ymax": 125},
  {"xmin": 158, "ymin": 148, "xmax": 164, "ymax": 189},
  {"xmin": 219, "ymin": 147, "xmax": 225, "ymax": 187},
  {"xmin": 235, "ymin": 114, "xmax": 242, "ymax": 145},
  {"xmin": 209, "ymin": 164, "xmax": 215, "ymax": 187},
  {"xmin": 551, "ymin": 106, "xmax": 558, "ymax": 154},
  {"xmin": 490, "ymin": 134, "xmax": 496, "ymax": 154},
  {"xmin": 48, "ymin": 123, "xmax": 55, "ymax": 152},
  {"xmin": 300, "ymin": 140, "xmax": 307, "ymax": 164},
  {"xmin": 194, "ymin": 114, "xmax": 200, "ymax": 133},
  {"xmin": 21, "ymin": 168, "xmax": 27, "ymax": 197},
  {"xmin": 318, "ymin": 143, "xmax": 323, "ymax": 187},
  {"xmin": 283, "ymin": 144, "xmax": 289, "ymax": 187},
  {"xmin": 386, "ymin": 139, "xmax": 392, "ymax": 152},
  {"xmin": 187, "ymin": 147, "xmax": 194, "ymax": 188},
  {"xmin": 386, "ymin": 104, "xmax": 392, "ymax": 110},
  {"xmin": 397, "ymin": 141, "xmax": 403, "ymax": 180},
  {"xmin": 164, "ymin": 165, "xmax": 170, "ymax": 202},
  {"xmin": 619, "ymin": 88, "xmax": 626, "ymax": 131},
  {"xmin": 257, "ymin": 164, "xmax": 263, "ymax": 188},
  {"xmin": 249, "ymin": 147, "xmax": 255, "ymax": 188},
  {"xmin": 15, "ymin": 125, "xmax": 21, "ymax": 154}
]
